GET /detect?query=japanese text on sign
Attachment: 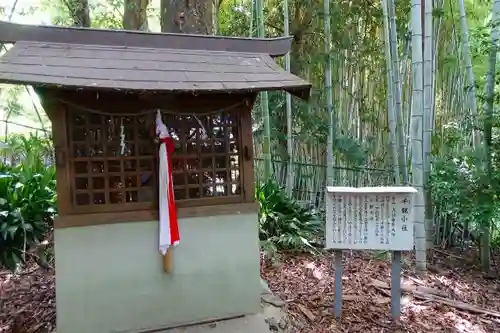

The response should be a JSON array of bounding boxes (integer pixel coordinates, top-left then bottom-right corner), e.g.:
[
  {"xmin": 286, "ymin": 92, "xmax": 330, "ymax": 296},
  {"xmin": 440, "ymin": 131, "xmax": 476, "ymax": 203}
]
[{"xmin": 325, "ymin": 186, "xmax": 417, "ymax": 251}]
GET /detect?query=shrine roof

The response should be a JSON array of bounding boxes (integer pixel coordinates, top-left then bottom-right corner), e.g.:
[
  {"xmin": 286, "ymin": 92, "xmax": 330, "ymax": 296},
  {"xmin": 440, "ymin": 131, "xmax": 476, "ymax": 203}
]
[
  {"xmin": 0, "ymin": 21, "xmax": 291, "ymax": 57},
  {"xmin": 0, "ymin": 41, "xmax": 311, "ymax": 99}
]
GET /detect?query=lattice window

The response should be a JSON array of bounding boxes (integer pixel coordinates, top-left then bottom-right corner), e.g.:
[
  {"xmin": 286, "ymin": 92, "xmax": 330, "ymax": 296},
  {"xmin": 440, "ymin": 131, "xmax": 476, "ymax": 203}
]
[
  {"xmin": 67, "ymin": 110, "xmax": 157, "ymax": 212},
  {"xmin": 66, "ymin": 107, "xmax": 243, "ymax": 213},
  {"xmin": 163, "ymin": 110, "xmax": 242, "ymax": 202}
]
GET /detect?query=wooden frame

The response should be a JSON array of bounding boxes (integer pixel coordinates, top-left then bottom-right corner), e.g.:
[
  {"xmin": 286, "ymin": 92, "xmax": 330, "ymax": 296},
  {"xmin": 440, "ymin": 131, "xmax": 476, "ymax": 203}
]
[
  {"xmin": 42, "ymin": 89, "xmax": 256, "ymax": 228},
  {"xmin": 66, "ymin": 105, "xmax": 158, "ymax": 213},
  {"xmin": 54, "ymin": 202, "xmax": 259, "ymax": 228}
]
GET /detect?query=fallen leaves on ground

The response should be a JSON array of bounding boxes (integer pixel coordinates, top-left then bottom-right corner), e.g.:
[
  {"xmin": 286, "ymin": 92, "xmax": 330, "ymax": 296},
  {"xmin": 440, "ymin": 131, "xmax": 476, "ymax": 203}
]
[
  {"xmin": 0, "ymin": 234, "xmax": 55, "ymax": 333},
  {"xmin": 1, "ymin": 242, "xmax": 499, "ymax": 333},
  {"xmin": 261, "ymin": 249, "xmax": 500, "ymax": 333}
]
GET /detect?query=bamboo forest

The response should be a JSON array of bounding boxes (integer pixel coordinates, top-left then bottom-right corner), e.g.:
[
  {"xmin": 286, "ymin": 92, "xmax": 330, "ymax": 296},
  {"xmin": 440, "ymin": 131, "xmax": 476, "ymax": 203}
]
[{"xmin": 2, "ymin": 0, "xmax": 500, "ymax": 332}]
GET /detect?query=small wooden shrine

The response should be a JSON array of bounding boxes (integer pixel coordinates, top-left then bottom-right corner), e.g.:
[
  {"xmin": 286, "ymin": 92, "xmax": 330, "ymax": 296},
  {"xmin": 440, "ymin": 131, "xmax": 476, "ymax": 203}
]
[{"xmin": 0, "ymin": 21, "xmax": 311, "ymax": 333}]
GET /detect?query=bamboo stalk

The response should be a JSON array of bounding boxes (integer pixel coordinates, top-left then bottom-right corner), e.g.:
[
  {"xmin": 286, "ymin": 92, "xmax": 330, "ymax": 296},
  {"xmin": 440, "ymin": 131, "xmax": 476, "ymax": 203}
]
[
  {"xmin": 382, "ymin": 0, "xmax": 400, "ymax": 184},
  {"xmin": 324, "ymin": 0, "xmax": 334, "ymax": 186},
  {"xmin": 458, "ymin": 0, "xmax": 480, "ymax": 147},
  {"xmin": 283, "ymin": 0, "xmax": 293, "ymax": 195},
  {"xmin": 411, "ymin": 0, "xmax": 427, "ymax": 273},
  {"xmin": 256, "ymin": 0, "xmax": 272, "ymax": 179}
]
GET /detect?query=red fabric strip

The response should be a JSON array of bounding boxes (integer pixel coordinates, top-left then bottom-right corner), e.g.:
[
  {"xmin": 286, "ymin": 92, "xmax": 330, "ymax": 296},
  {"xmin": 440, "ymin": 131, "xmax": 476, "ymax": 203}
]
[{"xmin": 160, "ymin": 137, "xmax": 180, "ymax": 244}]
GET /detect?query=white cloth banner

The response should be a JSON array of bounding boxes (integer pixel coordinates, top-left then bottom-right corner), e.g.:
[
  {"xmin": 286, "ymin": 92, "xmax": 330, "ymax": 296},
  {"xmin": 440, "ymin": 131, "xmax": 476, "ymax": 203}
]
[{"xmin": 156, "ymin": 111, "xmax": 180, "ymax": 255}]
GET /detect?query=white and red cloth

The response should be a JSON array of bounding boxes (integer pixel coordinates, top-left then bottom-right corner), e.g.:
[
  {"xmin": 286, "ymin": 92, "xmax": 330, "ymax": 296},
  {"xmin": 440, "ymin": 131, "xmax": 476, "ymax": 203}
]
[{"xmin": 156, "ymin": 111, "xmax": 180, "ymax": 255}]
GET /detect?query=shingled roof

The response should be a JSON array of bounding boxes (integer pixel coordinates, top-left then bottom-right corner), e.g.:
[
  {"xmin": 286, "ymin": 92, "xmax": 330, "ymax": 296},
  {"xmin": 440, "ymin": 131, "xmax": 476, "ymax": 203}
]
[
  {"xmin": 0, "ymin": 41, "xmax": 311, "ymax": 99},
  {"xmin": 0, "ymin": 21, "xmax": 292, "ymax": 57}
]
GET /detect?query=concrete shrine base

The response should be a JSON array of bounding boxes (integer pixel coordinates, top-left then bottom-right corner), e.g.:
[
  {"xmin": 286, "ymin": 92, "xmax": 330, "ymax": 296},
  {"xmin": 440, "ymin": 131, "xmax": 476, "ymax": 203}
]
[
  {"xmin": 160, "ymin": 279, "xmax": 288, "ymax": 333},
  {"xmin": 158, "ymin": 314, "xmax": 273, "ymax": 333},
  {"xmin": 54, "ymin": 214, "xmax": 261, "ymax": 333}
]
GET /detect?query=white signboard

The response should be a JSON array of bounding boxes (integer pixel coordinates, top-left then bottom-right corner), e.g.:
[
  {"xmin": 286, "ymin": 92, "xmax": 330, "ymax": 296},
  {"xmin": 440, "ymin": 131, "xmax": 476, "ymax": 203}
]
[{"xmin": 325, "ymin": 186, "xmax": 417, "ymax": 251}]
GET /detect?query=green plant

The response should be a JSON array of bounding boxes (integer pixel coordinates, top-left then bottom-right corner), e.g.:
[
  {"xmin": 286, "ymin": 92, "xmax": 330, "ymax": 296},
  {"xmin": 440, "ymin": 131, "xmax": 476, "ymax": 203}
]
[
  {"xmin": 2, "ymin": 133, "xmax": 53, "ymax": 170},
  {"xmin": 257, "ymin": 179, "xmax": 323, "ymax": 257},
  {"xmin": 0, "ymin": 170, "xmax": 57, "ymax": 271},
  {"xmin": 0, "ymin": 135, "xmax": 56, "ymax": 271},
  {"xmin": 428, "ymin": 146, "xmax": 500, "ymax": 249}
]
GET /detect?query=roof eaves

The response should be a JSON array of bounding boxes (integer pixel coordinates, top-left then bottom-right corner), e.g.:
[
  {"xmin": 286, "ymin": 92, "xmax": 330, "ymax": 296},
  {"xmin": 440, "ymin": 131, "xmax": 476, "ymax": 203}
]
[{"xmin": 0, "ymin": 21, "xmax": 293, "ymax": 57}]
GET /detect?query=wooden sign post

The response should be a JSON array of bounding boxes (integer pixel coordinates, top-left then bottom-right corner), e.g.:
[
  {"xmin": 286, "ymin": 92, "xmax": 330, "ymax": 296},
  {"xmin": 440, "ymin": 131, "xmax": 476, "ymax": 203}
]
[
  {"xmin": 325, "ymin": 186, "xmax": 417, "ymax": 321},
  {"xmin": 163, "ymin": 248, "xmax": 173, "ymax": 273}
]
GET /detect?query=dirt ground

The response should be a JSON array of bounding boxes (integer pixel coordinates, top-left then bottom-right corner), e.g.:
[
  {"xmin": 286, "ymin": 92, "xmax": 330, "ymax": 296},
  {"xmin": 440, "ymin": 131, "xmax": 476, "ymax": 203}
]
[
  {"xmin": 0, "ymin": 259, "xmax": 55, "ymax": 333},
  {"xmin": 261, "ymin": 249, "xmax": 500, "ymax": 333},
  {"xmin": 1, "ymin": 242, "xmax": 500, "ymax": 333}
]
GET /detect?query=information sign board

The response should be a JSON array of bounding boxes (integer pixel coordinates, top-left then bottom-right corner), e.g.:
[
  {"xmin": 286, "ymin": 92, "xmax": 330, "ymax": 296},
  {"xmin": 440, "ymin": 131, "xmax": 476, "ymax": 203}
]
[{"xmin": 325, "ymin": 186, "xmax": 417, "ymax": 251}]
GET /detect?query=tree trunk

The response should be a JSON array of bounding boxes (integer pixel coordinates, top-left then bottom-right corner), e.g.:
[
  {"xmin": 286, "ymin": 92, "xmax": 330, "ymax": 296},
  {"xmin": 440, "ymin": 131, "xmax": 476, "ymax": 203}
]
[
  {"xmin": 212, "ymin": 0, "xmax": 221, "ymax": 34},
  {"xmin": 160, "ymin": 0, "xmax": 213, "ymax": 34},
  {"xmin": 123, "ymin": 0, "xmax": 150, "ymax": 30},
  {"xmin": 66, "ymin": 0, "xmax": 91, "ymax": 27}
]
